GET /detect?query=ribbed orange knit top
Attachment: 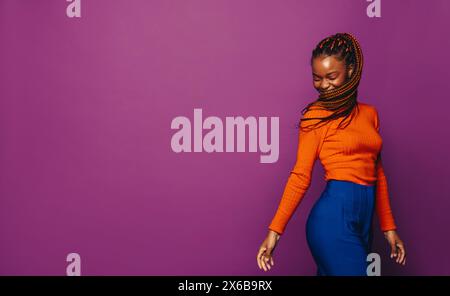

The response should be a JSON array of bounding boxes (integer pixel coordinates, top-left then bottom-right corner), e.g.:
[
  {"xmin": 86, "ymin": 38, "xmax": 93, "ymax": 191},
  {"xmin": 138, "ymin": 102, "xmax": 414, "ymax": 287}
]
[{"xmin": 269, "ymin": 102, "xmax": 397, "ymax": 235}]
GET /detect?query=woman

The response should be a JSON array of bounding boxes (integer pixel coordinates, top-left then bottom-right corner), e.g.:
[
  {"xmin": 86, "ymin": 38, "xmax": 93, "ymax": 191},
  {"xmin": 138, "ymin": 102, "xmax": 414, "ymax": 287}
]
[{"xmin": 256, "ymin": 33, "xmax": 406, "ymax": 276}]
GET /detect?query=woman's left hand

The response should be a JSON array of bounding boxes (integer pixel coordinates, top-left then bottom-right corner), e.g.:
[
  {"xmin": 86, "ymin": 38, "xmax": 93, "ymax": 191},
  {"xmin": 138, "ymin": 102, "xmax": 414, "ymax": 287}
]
[{"xmin": 384, "ymin": 230, "xmax": 406, "ymax": 265}]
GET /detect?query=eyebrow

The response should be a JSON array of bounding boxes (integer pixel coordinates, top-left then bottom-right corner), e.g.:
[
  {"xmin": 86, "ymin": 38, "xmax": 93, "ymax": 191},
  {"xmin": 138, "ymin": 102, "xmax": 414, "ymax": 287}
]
[{"xmin": 313, "ymin": 71, "xmax": 339, "ymax": 77}]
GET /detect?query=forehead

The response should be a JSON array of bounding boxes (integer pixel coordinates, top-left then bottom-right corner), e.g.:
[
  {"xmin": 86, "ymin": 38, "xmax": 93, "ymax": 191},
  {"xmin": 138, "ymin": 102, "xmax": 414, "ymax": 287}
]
[{"xmin": 312, "ymin": 55, "xmax": 346, "ymax": 74}]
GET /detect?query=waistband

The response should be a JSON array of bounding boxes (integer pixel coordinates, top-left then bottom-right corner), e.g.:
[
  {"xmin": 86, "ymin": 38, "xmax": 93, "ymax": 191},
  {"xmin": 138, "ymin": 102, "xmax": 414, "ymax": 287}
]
[{"xmin": 326, "ymin": 179, "xmax": 376, "ymax": 193}]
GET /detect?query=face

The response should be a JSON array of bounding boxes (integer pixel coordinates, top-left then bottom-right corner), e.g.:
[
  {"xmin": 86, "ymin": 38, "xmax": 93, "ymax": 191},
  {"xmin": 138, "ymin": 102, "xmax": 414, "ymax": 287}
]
[{"xmin": 312, "ymin": 55, "xmax": 353, "ymax": 94}]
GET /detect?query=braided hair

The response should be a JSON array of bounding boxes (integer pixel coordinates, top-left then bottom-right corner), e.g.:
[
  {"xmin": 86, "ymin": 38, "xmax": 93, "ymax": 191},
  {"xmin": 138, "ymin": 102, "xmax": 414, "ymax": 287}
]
[{"xmin": 299, "ymin": 32, "xmax": 364, "ymax": 131}]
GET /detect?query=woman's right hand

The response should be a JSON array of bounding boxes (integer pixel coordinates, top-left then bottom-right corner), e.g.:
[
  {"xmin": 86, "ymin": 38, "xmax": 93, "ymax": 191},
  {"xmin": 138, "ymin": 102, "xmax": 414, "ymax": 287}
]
[{"xmin": 257, "ymin": 230, "xmax": 281, "ymax": 271}]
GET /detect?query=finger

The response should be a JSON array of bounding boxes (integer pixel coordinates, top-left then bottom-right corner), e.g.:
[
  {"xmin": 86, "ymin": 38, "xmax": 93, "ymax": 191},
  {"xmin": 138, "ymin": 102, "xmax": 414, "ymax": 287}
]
[
  {"xmin": 262, "ymin": 258, "xmax": 268, "ymax": 271},
  {"xmin": 390, "ymin": 243, "xmax": 397, "ymax": 258},
  {"xmin": 264, "ymin": 255, "xmax": 271, "ymax": 270},
  {"xmin": 257, "ymin": 247, "xmax": 266, "ymax": 260},
  {"xmin": 397, "ymin": 248, "xmax": 403, "ymax": 264},
  {"xmin": 266, "ymin": 255, "xmax": 273, "ymax": 267},
  {"xmin": 261, "ymin": 254, "xmax": 268, "ymax": 271},
  {"xmin": 396, "ymin": 243, "xmax": 405, "ymax": 264},
  {"xmin": 257, "ymin": 247, "xmax": 267, "ymax": 269},
  {"xmin": 388, "ymin": 239, "xmax": 396, "ymax": 258},
  {"xmin": 397, "ymin": 245, "xmax": 405, "ymax": 265},
  {"xmin": 270, "ymin": 257, "xmax": 274, "ymax": 266},
  {"xmin": 257, "ymin": 248, "xmax": 266, "ymax": 269},
  {"xmin": 260, "ymin": 257, "xmax": 266, "ymax": 271},
  {"xmin": 402, "ymin": 256, "xmax": 406, "ymax": 266},
  {"xmin": 398, "ymin": 243, "xmax": 406, "ymax": 263}
]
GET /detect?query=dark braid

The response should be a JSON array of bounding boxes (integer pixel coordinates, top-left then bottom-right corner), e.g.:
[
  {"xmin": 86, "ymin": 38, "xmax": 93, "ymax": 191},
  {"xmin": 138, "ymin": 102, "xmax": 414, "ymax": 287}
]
[{"xmin": 298, "ymin": 32, "xmax": 364, "ymax": 131}]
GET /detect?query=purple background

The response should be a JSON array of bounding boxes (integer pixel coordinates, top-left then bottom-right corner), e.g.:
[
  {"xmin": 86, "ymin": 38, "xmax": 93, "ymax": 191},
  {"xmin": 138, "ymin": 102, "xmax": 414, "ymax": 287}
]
[{"xmin": 1, "ymin": 0, "xmax": 449, "ymax": 275}]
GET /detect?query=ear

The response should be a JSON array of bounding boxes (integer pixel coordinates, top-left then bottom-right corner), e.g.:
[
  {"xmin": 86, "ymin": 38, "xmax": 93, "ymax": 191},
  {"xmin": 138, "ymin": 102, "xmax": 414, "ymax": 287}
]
[{"xmin": 347, "ymin": 65, "xmax": 354, "ymax": 78}]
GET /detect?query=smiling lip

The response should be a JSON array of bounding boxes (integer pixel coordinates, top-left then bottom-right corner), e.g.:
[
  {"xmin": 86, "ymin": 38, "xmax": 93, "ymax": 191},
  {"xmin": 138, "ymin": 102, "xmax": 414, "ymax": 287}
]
[{"xmin": 319, "ymin": 87, "xmax": 335, "ymax": 93}]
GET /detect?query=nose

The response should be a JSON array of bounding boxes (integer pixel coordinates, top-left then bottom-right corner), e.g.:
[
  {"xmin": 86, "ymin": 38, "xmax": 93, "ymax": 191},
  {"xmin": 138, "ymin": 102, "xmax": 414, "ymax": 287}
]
[{"xmin": 320, "ymin": 80, "xmax": 330, "ymax": 92}]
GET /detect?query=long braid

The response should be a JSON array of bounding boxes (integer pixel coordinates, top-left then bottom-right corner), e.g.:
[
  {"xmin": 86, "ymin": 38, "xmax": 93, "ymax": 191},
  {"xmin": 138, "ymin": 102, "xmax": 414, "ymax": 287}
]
[{"xmin": 299, "ymin": 33, "xmax": 364, "ymax": 131}]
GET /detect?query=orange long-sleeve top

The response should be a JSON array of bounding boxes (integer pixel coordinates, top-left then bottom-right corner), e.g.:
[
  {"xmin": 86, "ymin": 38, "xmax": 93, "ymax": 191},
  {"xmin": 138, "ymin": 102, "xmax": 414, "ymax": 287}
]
[{"xmin": 269, "ymin": 102, "xmax": 397, "ymax": 235}]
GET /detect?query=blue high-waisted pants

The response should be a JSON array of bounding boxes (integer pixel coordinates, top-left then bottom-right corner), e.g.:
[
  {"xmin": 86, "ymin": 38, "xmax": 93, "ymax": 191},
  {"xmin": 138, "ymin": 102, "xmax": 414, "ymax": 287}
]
[{"xmin": 306, "ymin": 179, "xmax": 376, "ymax": 276}]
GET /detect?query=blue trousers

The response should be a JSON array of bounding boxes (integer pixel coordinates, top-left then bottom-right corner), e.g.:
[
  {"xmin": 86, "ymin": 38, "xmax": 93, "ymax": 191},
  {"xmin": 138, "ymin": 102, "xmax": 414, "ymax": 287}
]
[{"xmin": 306, "ymin": 179, "xmax": 376, "ymax": 276}]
